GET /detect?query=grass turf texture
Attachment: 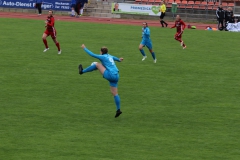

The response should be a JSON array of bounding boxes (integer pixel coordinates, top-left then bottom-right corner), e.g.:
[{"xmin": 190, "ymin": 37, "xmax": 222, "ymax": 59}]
[{"xmin": 0, "ymin": 18, "xmax": 240, "ymax": 160}]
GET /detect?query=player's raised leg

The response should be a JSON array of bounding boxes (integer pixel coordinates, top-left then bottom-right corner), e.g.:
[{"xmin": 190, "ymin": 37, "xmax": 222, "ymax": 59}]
[
  {"xmin": 79, "ymin": 62, "xmax": 105, "ymax": 75},
  {"xmin": 42, "ymin": 33, "xmax": 49, "ymax": 52},
  {"xmin": 139, "ymin": 44, "xmax": 147, "ymax": 61}
]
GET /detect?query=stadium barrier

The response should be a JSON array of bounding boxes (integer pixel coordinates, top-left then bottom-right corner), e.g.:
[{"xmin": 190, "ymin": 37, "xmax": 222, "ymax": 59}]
[
  {"xmin": 111, "ymin": 3, "xmax": 161, "ymax": 16},
  {"xmin": 111, "ymin": 2, "xmax": 216, "ymax": 20}
]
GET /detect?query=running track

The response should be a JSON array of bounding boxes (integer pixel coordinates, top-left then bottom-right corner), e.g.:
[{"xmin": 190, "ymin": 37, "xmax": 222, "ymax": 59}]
[{"xmin": 0, "ymin": 12, "xmax": 214, "ymax": 29}]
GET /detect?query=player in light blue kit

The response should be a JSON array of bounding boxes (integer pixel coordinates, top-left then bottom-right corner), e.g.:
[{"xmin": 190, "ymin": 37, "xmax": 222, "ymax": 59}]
[
  {"xmin": 139, "ymin": 22, "xmax": 157, "ymax": 63},
  {"xmin": 78, "ymin": 44, "xmax": 123, "ymax": 118}
]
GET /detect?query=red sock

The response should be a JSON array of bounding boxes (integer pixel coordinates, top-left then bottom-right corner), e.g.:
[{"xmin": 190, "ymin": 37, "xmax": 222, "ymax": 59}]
[
  {"xmin": 43, "ymin": 39, "xmax": 48, "ymax": 48},
  {"xmin": 56, "ymin": 42, "xmax": 61, "ymax": 51}
]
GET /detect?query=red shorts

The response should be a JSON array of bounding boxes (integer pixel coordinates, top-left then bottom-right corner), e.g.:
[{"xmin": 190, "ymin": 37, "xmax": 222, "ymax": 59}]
[
  {"xmin": 44, "ymin": 29, "xmax": 57, "ymax": 39},
  {"xmin": 175, "ymin": 31, "xmax": 183, "ymax": 39}
]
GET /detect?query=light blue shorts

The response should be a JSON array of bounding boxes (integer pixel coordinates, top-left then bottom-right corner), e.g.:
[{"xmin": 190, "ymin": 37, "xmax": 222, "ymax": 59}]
[
  {"xmin": 103, "ymin": 70, "xmax": 119, "ymax": 87},
  {"xmin": 141, "ymin": 39, "xmax": 152, "ymax": 50}
]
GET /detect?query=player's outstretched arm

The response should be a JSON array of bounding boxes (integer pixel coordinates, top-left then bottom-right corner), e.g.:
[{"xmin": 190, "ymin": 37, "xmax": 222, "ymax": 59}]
[
  {"xmin": 113, "ymin": 56, "xmax": 123, "ymax": 62},
  {"xmin": 81, "ymin": 44, "xmax": 102, "ymax": 59},
  {"xmin": 171, "ymin": 22, "xmax": 176, "ymax": 29}
]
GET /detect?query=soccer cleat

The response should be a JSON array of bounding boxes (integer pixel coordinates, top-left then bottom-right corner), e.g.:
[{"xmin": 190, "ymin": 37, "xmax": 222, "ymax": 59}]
[
  {"xmin": 183, "ymin": 46, "xmax": 187, "ymax": 49},
  {"xmin": 142, "ymin": 56, "xmax": 147, "ymax": 61},
  {"xmin": 115, "ymin": 109, "xmax": 122, "ymax": 118},
  {"xmin": 180, "ymin": 41, "xmax": 184, "ymax": 46},
  {"xmin": 78, "ymin": 64, "xmax": 83, "ymax": 75},
  {"xmin": 154, "ymin": 59, "xmax": 157, "ymax": 63},
  {"xmin": 43, "ymin": 48, "xmax": 49, "ymax": 52},
  {"xmin": 58, "ymin": 50, "xmax": 61, "ymax": 54}
]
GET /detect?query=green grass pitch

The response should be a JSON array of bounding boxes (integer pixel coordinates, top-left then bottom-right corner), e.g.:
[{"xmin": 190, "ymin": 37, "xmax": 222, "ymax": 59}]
[{"xmin": 0, "ymin": 18, "xmax": 240, "ymax": 160}]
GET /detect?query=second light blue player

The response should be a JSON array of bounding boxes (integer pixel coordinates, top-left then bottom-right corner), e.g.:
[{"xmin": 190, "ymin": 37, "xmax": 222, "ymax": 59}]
[{"xmin": 139, "ymin": 22, "xmax": 157, "ymax": 63}]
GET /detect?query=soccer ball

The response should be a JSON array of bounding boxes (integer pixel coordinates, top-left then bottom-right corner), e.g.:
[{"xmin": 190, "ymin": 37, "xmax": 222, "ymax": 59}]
[{"xmin": 91, "ymin": 62, "xmax": 97, "ymax": 66}]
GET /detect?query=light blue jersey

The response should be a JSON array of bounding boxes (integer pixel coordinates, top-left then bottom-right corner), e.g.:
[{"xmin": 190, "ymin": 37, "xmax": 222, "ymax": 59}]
[
  {"xmin": 81, "ymin": 47, "xmax": 122, "ymax": 113},
  {"xmin": 141, "ymin": 27, "xmax": 153, "ymax": 50},
  {"xmin": 142, "ymin": 27, "xmax": 150, "ymax": 40},
  {"xmin": 84, "ymin": 48, "xmax": 120, "ymax": 74}
]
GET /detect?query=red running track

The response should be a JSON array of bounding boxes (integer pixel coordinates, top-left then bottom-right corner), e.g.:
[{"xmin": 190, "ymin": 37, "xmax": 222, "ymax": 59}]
[{"xmin": 0, "ymin": 12, "xmax": 215, "ymax": 29}]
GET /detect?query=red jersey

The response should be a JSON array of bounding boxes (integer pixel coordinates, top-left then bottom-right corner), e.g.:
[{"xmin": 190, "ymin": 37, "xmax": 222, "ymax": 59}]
[
  {"xmin": 46, "ymin": 15, "xmax": 55, "ymax": 32},
  {"xmin": 171, "ymin": 19, "xmax": 186, "ymax": 33}
]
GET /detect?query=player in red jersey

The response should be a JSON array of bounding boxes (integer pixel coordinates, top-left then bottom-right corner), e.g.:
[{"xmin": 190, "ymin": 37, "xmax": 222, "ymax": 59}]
[
  {"xmin": 42, "ymin": 10, "xmax": 61, "ymax": 54},
  {"xmin": 171, "ymin": 15, "xmax": 186, "ymax": 49}
]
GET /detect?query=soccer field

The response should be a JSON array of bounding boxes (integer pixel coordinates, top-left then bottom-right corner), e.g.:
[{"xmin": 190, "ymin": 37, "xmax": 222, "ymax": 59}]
[{"xmin": 0, "ymin": 18, "xmax": 240, "ymax": 160}]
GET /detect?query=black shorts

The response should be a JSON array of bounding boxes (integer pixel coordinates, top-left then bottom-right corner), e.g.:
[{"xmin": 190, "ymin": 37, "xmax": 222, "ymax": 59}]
[
  {"xmin": 160, "ymin": 12, "xmax": 165, "ymax": 19},
  {"xmin": 80, "ymin": 3, "xmax": 84, "ymax": 9},
  {"xmin": 71, "ymin": 4, "xmax": 76, "ymax": 8}
]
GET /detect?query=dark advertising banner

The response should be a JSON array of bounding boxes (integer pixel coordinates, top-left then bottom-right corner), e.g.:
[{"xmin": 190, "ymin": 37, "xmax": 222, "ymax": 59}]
[{"xmin": 0, "ymin": 0, "xmax": 71, "ymax": 11}]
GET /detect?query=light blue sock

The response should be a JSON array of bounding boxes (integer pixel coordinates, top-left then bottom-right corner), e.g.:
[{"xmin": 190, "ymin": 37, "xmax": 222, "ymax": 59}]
[
  {"xmin": 114, "ymin": 95, "xmax": 120, "ymax": 110},
  {"xmin": 151, "ymin": 52, "xmax": 156, "ymax": 60},
  {"xmin": 140, "ymin": 49, "xmax": 146, "ymax": 56},
  {"xmin": 82, "ymin": 64, "xmax": 97, "ymax": 73}
]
